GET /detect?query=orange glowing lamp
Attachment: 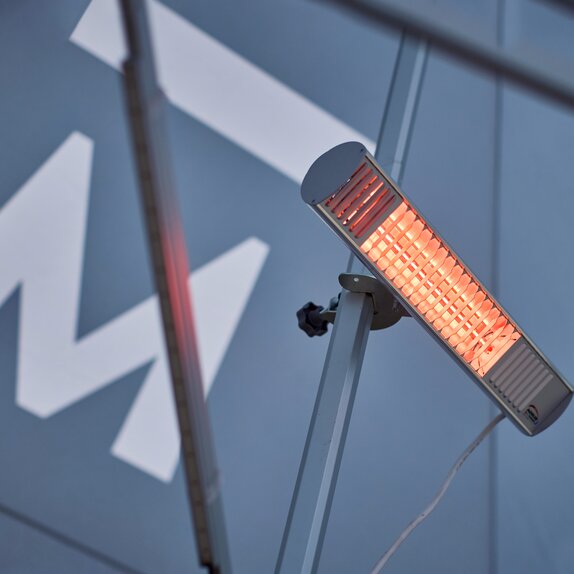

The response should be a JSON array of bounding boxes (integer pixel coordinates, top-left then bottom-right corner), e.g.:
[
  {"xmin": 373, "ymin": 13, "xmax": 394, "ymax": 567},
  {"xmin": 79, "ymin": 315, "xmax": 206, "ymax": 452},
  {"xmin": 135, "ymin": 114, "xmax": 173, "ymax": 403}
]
[{"xmin": 302, "ymin": 142, "xmax": 572, "ymax": 435}]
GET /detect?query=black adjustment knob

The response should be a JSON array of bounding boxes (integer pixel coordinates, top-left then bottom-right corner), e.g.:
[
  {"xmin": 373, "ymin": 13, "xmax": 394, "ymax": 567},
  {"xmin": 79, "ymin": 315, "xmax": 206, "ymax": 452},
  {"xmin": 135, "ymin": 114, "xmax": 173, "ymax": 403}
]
[{"xmin": 296, "ymin": 302, "xmax": 329, "ymax": 337}]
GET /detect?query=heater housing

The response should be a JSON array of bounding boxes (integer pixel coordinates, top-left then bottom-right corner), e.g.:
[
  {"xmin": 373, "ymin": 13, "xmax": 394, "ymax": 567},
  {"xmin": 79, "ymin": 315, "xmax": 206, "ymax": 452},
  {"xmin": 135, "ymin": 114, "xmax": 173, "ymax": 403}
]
[{"xmin": 302, "ymin": 142, "xmax": 572, "ymax": 435}]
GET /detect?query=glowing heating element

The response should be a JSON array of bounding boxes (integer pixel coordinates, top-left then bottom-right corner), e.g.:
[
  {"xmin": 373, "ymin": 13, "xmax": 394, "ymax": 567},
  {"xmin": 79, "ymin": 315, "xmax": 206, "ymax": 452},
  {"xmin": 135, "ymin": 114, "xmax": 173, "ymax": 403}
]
[
  {"xmin": 301, "ymin": 142, "xmax": 572, "ymax": 436},
  {"xmin": 360, "ymin": 203, "xmax": 520, "ymax": 377}
]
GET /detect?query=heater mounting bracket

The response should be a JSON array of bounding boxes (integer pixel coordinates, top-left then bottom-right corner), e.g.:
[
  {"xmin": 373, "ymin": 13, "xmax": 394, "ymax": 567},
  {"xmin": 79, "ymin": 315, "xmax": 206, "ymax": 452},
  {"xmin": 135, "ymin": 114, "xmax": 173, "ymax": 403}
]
[{"xmin": 296, "ymin": 273, "xmax": 410, "ymax": 337}]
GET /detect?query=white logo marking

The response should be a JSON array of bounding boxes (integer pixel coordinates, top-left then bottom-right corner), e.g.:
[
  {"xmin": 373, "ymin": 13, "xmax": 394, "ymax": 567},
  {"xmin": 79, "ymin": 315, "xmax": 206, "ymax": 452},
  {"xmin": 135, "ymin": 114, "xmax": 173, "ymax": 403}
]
[
  {"xmin": 5, "ymin": 0, "xmax": 374, "ymax": 481},
  {"xmin": 1, "ymin": 132, "xmax": 268, "ymax": 481}
]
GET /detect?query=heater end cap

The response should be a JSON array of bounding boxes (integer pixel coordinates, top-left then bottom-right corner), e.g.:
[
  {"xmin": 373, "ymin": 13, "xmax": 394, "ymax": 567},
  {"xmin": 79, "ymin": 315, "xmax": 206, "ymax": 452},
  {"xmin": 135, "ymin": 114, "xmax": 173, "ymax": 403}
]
[{"xmin": 301, "ymin": 141, "xmax": 368, "ymax": 206}]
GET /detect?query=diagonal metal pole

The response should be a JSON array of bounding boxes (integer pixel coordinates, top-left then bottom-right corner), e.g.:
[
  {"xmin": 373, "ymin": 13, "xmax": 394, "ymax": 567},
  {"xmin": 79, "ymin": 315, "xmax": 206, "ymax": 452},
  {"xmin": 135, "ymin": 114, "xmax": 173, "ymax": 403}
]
[
  {"xmin": 275, "ymin": 33, "xmax": 428, "ymax": 574},
  {"xmin": 119, "ymin": 2, "xmax": 231, "ymax": 573},
  {"xmin": 538, "ymin": 0, "xmax": 574, "ymax": 14},
  {"xmin": 320, "ymin": 0, "xmax": 574, "ymax": 113}
]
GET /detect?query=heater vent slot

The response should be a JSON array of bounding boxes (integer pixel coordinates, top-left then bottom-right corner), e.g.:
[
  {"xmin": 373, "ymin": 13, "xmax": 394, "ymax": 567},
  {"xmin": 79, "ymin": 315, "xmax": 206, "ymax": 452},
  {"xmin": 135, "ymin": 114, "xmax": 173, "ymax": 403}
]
[
  {"xmin": 360, "ymin": 203, "xmax": 521, "ymax": 376},
  {"xmin": 487, "ymin": 339, "xmax": 554, "ymax": 412},
  {"xmin": 325, "ymin": 163, "xmax": 399, "ymax": 239}
]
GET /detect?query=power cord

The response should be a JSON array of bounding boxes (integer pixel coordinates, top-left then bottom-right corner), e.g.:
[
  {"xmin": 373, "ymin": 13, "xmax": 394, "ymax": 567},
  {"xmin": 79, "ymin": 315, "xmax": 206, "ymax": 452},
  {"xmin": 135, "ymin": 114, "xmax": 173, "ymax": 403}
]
[{"xmin": 370, "ymin": 412, "xmax": 505, "ymax": 573}]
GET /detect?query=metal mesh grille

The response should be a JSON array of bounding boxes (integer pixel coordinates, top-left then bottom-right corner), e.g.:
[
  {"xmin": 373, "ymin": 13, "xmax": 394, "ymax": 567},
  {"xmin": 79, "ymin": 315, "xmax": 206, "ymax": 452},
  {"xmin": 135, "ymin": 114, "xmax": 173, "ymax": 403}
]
[
  {"xmin": 325, "ymin": 162, "xmax": 399, "ymax": 239},
  {"xmin": 360, "ymin": 203, "xmax": 521, "ymax": 376}
]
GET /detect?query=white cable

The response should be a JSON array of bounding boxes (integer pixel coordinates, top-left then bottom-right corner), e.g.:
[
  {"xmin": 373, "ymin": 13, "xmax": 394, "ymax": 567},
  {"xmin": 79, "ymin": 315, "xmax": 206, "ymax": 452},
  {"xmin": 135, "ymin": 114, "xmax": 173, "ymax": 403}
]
[{"xmin": 370, "ymin": 412, "xmax": 505, "ymax": 574}]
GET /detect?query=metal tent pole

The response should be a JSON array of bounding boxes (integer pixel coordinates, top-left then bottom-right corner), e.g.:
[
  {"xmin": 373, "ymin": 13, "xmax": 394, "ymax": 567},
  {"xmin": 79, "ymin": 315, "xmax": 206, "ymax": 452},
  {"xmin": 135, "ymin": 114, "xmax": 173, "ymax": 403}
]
[
  {"xmin": 275, "ymin": 33, "xmax": 428, "ymax": 574},
  {"xmin": 119, "ymin": 2, "xmax": 231, "ymax": 573}
]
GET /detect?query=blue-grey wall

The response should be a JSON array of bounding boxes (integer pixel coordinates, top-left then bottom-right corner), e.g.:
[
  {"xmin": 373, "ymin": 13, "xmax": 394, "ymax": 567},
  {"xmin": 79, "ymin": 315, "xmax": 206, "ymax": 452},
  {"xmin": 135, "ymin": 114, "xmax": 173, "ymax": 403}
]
[{"xmin": 0, "ymin": 1, "xmax": 572, "ymax": 573}]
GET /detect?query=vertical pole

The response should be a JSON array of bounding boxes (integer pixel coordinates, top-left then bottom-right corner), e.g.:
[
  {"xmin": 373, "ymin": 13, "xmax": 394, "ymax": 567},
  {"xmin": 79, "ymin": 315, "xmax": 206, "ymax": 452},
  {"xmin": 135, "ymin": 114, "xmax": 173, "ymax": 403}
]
[
  {"xmin": 275, "ymin": 33, "xmax": 427, "ymax": 574},
  {"xmin": 119, "ymin": 2, "xmax": 231, "ymax": 573}
]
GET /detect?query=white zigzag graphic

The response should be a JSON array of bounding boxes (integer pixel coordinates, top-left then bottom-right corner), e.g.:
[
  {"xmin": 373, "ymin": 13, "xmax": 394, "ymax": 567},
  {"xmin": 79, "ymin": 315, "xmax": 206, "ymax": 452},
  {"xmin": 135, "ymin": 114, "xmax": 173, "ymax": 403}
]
[
  {"xmin": 3, "ymin": 0, "xmax": 372, "ymax": 482},
  {"xmin": 0, "ymin": 132, "xmax": 269, "ymax": 481}
]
